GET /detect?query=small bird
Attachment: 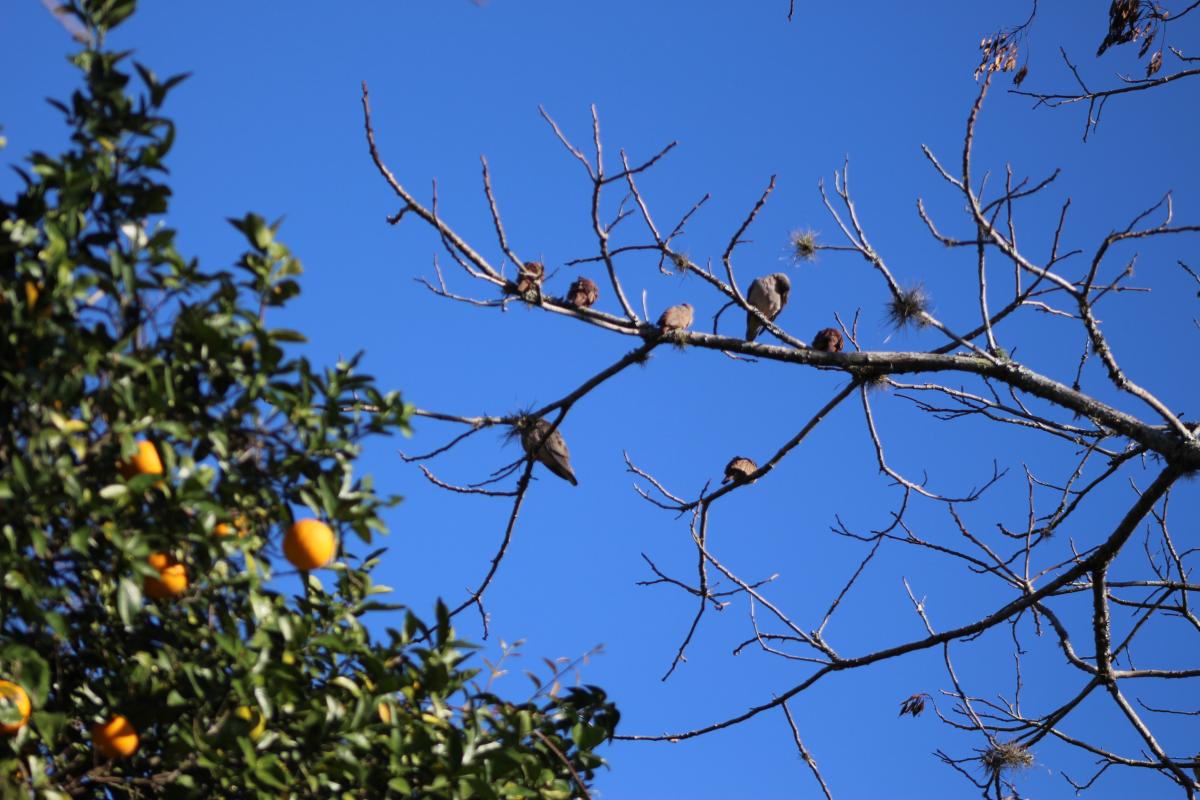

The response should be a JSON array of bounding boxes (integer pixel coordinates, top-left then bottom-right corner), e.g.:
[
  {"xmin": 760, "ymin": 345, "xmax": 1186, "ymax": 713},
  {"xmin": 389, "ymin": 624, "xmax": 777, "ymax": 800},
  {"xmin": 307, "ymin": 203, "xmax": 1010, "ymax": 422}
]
[
  {"xmin": 514, "ymin": 261, "xmax": 544, "ymax": 296},
  {"xmin": 565, "ymin": 276, "xmax": 599, "ymax": 309},
  {"xmin": 745, "ymin": 273, "xmax": 791, "ymax": 341},
  {"xmin": 722, "ymin": 456, "xmax": 758, "ymax": 484},
  {"xmin": 657, "ymin": 303, "xmax": 694, "ymax": 333},
  {"xmin": 811, "ymin": 327, "xmax": 844, "ymax": 353},
  {"xmin": 520, "ymin": 417, "xmax": 577, "ymax": 486}
]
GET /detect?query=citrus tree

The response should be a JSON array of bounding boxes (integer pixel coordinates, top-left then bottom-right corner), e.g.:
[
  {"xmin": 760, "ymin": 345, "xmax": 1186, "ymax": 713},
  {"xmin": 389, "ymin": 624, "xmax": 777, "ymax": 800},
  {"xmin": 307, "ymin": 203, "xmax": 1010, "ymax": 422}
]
[{"xmin": 0, "ymin": 1, "xmax": 617, "ymax": 797}]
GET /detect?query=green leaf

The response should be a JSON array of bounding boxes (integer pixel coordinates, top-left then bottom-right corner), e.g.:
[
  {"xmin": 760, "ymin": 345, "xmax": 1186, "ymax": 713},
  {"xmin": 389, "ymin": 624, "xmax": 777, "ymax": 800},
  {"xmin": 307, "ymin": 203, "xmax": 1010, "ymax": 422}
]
[
  {"xmin": 0, "ymin": 644, "xmax": 50, "ymax": 706},
  {"xmin": 99, "ymin": 483, "xmax": 128, "ymax": 500},
  {"xmin": 253, "ymin": 755, "xmax": 291, "ymax": 790},
  {"xmin": 31, "ymin": 711, "xmax": 68, "ymax": 745},
  {"xmin": 100, "ymin": 0, "xmax": 137, "ymax": 29},
  {"xmin": 117, "ymin": 576, "xmax": 143, "ymax": 627},
  {"xmin": 269, "ymin": 328, "xmax": 307, "ymax": 343}
]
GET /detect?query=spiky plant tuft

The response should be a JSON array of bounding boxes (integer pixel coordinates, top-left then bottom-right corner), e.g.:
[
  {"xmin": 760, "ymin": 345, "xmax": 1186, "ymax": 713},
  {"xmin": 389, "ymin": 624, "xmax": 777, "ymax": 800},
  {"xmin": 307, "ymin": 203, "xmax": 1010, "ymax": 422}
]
[
  {"xmin": 981, "ymin": 742, "xmax": 1034, "ymax": 776},
  {"xmin": 789, "ymin": 229, "xmax": 819, "ymax": 263},
  {"xmin": 886, "ymin": 284, "xmax": 931, "ymax": 330},
  {"xmin": 852, "ymin": 368, "xmax": 891, "ymax": 393},
  {"xmin": 668, "ymin": 252, "xmax": 692, "ymax": 275},
  {"xmin": 503, "ymin": 407, "xmax": 538, "ymax": 444}
]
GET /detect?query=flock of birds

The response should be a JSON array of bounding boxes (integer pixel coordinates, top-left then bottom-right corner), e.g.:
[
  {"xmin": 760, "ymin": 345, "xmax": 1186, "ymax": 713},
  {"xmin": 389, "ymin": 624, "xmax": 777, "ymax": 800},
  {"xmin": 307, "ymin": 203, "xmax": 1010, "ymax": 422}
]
[{"xmin": 513, "ymin": 263, "xmax": 846, "ymax": 487}]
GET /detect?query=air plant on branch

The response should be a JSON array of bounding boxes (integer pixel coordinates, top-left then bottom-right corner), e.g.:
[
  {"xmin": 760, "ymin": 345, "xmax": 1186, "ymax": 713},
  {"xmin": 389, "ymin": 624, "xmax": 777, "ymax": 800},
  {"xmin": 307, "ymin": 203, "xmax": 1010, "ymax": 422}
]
[
  {"xmin": 885, "ymin": 284, "xmax": 932, "ymax": 330},
  {"xmin": 789, "ymin": 228, "xmax": 818, "ymax": 263}
]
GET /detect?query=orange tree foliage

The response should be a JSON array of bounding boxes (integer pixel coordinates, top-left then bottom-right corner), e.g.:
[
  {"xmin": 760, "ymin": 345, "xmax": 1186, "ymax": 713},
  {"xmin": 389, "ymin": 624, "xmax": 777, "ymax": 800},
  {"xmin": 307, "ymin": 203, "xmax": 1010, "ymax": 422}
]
[{"xmin": 0, "ymin": 2, "xmax": 618, "ymax": 796}]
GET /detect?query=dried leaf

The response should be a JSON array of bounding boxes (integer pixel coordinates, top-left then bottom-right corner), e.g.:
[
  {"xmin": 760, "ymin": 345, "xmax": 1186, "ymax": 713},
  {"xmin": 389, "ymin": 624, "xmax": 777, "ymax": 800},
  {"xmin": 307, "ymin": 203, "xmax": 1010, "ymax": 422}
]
[
  {"xmin": 1138, "ymin": 30, "xmax": 1156, "ymax": 58},
  {"xmin": 1098, "ymin": 0, "xmax": 1142, "ymax": 55},
  {"xmin": 899, "ymin": 693, "xmax": 927, "ymax": 717},
  {"xmin": 1146, "ymin": 50, "xmax": 1163, "ymax": 77}
]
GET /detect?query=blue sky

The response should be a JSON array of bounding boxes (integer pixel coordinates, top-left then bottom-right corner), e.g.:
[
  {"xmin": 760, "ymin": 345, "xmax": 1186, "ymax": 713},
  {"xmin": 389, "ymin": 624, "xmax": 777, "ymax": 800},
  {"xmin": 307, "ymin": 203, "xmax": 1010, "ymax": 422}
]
[{"xmin": 4, "ymin": 2, "xmax": 1199, "ymax": 798}]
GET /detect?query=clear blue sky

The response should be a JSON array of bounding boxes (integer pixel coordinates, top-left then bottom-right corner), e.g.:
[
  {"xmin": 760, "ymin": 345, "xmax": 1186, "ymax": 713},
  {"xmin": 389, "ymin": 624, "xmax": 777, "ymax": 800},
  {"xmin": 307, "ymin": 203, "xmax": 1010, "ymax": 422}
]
[{"xmin": 4, "ymin": 2, "xmax": 1199, "ymax": 798}]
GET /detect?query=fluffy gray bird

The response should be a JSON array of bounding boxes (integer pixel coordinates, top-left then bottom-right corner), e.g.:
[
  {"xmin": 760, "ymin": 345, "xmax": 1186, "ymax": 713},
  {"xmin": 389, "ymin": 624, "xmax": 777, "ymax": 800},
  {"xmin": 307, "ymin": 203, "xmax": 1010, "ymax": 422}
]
[
  {"xmin": 745, "ymin": 273, "xmax": 791, "ymax": 341},
  {"xmin": 520, "ymin": 417, "xmax": 578, "ymax": 486},
  {"xmin": 658, "ymin": 303, "xmax": 694, "ymax": 332}
]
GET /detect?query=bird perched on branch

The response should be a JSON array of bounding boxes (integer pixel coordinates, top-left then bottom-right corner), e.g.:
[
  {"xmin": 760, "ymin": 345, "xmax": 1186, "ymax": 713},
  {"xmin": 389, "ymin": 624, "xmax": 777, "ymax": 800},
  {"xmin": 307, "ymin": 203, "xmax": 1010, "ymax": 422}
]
[
  {"xmin": 657, "ymin": 303, "xmax": 694, "ymax": 333},
  {"xmin": 565, "ymin": 276, "xmax": 599, "ymax": 309},
  {"xmin": 519, "ymin": 417, "xmax": 578, "ymax": 486},
  {"xmin": 513, "ymin": 260, "xmax": 544, "ymax": 297},
  {"xmin": 811, "ymin": 327, "xmax": 844, "ymax": 353},
  {"xmin": 722, "ymin": 456, "xmax": 758, "ymax": 484},
  {"xmin": 745, "ymin": 273, "xmax": 791, "ymax": 341}
]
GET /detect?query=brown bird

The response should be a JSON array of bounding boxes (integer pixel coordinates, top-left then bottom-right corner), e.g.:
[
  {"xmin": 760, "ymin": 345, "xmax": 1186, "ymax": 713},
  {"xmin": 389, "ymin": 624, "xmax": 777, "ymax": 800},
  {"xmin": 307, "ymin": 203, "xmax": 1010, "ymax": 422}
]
[
  {"xmin": 745, "ymin": 273, "xmax": 791, "ymax": 341},
  {"xmin": 811, "ymin": 327, "xmax": 843, "ymax": 353},
  {"xmin": 520, "ymin": 417, "xmax": 577, "ymax": 486},
  {"xmin": 657, "ymin": 303, "xmax": 694, "ymax": 333},
  {"xmin": 722, "ymin": 456, "xmax": 758, "ymax": 484},
  {"xmin": 565, "ymin": 276, "xmax": 599, "ymax": 308},
  {"xmin": 514, "ymin": 261, "xmax": 544, "ymax": 296}
]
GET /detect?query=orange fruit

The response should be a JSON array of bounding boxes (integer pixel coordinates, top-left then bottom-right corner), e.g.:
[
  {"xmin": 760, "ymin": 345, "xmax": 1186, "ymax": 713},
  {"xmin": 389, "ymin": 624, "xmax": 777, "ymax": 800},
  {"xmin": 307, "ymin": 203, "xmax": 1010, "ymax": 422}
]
[
  {"xmin": 0, "ymin": 680, "xmax": 31, "ymax": 735},
  {"xmin": 91, "ymin": 714, "xmax": 139, "ymax": 759},
  {"xmin": 215, "ymin": 514, "xmax": 249, "ymax": 538},
  {"xmin": 118, "ymin": 440, "xmax": 163, "ymax": 479},
  {"xmin": 143, "ymin": 553, "xmax": 188, "ymax": 600},
  {"xmin": 283, "ymin": 518, "xmax": 336, "ymax": 571},
  {"xmin": 23, "ymin": 281, "xmax": 39, "ymax": 310},
  {"xmin": 22, "ymin": 281, "xmax": 52, "ymax": 319}
]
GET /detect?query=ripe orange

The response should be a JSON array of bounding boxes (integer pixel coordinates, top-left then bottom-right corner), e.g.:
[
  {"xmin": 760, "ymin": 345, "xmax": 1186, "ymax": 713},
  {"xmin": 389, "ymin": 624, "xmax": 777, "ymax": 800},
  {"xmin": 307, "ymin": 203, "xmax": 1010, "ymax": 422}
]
[
  {"xmin": 92, "ymin": 714, "xmax": 139, "ymax": 759},
  {"xmin": 0, "ymin": 681, "xmax": 31, "ymax": 735},
  {"xmin": 143, "ymin": 553, "xmax": 188, "ymax": 600},
  {"xmin": 283, "ymin": 518, "xmax": 336, "ymax": 571},
  {"xmin": 215, "ymin": 514, "xmax": 249, "ymax": 538},
  {"xmin": 118, "ymin": 440, "xmax": 163, "ymax": 479}
]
